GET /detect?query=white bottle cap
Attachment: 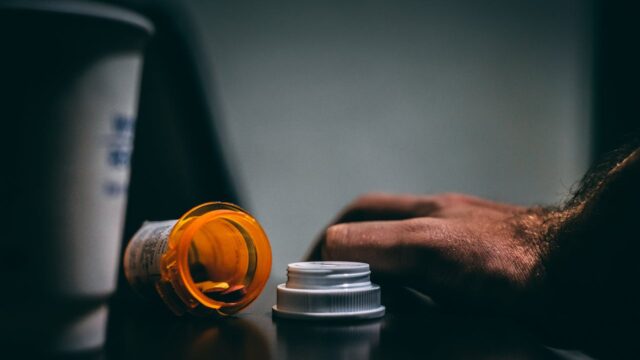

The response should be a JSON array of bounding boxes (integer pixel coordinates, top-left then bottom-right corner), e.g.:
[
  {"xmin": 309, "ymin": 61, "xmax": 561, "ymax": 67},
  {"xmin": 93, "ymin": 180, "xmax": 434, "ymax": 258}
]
[{"xmin": 272, "ymin": 261, "xmax": 385, "ymax": 320}]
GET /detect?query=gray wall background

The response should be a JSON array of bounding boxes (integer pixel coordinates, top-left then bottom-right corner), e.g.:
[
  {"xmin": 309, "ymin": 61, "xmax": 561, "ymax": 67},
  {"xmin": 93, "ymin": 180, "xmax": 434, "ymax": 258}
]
[{"xmin": 186, "ymin": 0, "xmax": 593, "ymax": 273}]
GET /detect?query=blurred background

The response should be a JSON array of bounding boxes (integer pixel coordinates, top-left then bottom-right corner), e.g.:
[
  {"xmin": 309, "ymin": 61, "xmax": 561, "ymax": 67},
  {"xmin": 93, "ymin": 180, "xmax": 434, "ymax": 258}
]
[
  {"xmin": 120, "ymin": 0, "xmax": 640, "ymax": 274},
  {"xmin": 29, "ymin": 0, "xmax": 633, "ymax": 278},
  {"xmin": 170, "ymin": 0, "xmax": 595, "ymax": 273}
]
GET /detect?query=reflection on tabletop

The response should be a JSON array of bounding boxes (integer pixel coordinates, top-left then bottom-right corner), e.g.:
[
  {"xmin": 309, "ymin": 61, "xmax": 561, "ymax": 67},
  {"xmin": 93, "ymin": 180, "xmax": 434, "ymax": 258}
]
[{"xmin": 96, "ymin": 280, "xmax": 596, "ymax": 360}]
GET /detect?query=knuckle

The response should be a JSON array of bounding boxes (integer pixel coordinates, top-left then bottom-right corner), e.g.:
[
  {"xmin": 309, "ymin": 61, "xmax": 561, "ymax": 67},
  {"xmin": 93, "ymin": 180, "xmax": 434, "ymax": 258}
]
[
  {"xmin": 416, "ymin": 195, "xmax": 448, "ymax": 215},
  {"xmin": 399, "ymin": 218, "xmax": 431, "ymax": 237},
  {"xmin": 325, "ymin": 224, "xmax": 348, "ymax": 244}
]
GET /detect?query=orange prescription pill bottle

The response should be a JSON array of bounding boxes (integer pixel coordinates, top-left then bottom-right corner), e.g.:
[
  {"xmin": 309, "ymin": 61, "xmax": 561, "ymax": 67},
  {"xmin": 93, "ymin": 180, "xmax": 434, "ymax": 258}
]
[{"xmin": 123, "ymin": 202, "xmax": 272, "ymax": 316}]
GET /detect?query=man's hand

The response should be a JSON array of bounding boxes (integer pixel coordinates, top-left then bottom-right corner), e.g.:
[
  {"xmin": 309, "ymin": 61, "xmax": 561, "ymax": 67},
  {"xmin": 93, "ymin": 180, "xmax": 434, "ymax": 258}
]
[
  {"xmin": 305, "ymin": 146, "xmax": 640, "ymax": 355},
  {"xmin": 307, "ymin": 192, "xmax": 552, "ymax": 312}
]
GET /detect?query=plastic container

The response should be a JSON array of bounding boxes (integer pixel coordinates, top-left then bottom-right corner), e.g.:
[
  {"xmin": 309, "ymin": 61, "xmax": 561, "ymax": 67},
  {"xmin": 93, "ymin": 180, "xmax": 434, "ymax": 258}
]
[{"xmin": 124, "ymin": 202, "xmax": 272, "ymax": 316}]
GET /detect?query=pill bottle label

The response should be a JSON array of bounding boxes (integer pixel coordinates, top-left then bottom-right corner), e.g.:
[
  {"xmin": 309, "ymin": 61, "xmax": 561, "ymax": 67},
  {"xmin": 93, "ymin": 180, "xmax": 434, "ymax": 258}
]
[{"xmin": 123, "ymin": 220, "xmax": 177, "ymax": 298}]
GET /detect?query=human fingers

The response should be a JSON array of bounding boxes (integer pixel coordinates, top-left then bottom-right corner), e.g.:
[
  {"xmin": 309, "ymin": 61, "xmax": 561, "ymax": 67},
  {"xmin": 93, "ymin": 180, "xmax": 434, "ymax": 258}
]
[
  {"xmin": 304, "ymin": 193, "xmax": 430, "ymax": 261},
  {"xmin": 332, "ymin": 192, "xmax": 440, "ymax": 224},
  {"xmin": 306, "ymin": 192, "xmax": 522, "ymax": 261},
  {"xmin": 322, "ymin": 218, "xmax": 444, "ymax": 279}
]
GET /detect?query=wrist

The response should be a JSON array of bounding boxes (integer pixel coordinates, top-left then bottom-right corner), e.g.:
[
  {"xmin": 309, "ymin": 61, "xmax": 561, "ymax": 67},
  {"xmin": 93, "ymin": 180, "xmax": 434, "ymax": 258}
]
[
  {"xmin": 502, "ymin": 206, "xmax": 561, "ymax": 316},
  {"xmin": 530, "ymin": 147, "xmax": 640, "ymax": 346}
]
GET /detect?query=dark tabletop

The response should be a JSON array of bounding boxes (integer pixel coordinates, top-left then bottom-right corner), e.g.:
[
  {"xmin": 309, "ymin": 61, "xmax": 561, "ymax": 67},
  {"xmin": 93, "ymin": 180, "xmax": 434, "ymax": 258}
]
[{"xmin": 101, "ymin": 278, "xmax": 590, "ymax": 360}]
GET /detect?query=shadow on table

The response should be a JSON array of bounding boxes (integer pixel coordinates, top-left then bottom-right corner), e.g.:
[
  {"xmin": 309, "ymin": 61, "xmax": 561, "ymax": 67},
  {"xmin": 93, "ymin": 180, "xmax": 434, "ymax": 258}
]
[{"xmin": 105, "ymin": 303, "xmax": 270, "ymax": 360}]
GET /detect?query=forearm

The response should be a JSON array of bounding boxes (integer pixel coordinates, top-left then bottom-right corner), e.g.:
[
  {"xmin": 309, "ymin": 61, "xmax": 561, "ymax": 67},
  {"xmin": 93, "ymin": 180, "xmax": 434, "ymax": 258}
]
[{"xmin": 536, "ymin": 146, "xmax": 640, "ymax": 348}]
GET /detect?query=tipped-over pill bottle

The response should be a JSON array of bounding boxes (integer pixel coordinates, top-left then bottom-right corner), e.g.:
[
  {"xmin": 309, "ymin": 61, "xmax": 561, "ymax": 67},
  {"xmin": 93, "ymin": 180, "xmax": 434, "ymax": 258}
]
[{"xmin": 123, "ymin": 202, "xmax": 271, "ymax": 316}]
